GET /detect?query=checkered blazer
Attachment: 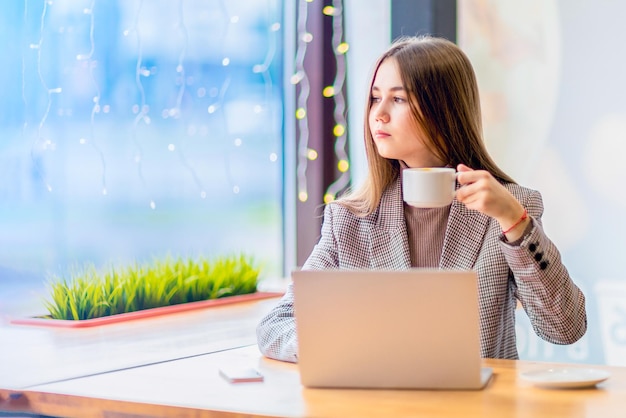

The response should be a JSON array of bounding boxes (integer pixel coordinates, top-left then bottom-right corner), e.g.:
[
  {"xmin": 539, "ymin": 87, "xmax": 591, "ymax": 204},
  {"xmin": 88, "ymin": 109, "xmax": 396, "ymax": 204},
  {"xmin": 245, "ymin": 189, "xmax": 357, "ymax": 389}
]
[{"xmin": 257, "ymin": 177, "xmax": 587, "ymax": 363}]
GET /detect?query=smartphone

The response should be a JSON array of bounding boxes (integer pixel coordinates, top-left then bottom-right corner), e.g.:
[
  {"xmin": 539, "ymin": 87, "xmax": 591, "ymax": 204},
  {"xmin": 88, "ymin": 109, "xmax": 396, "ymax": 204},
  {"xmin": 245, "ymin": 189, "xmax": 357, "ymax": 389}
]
[{"xmin": 219, "ymin": 366, "xmax": 264, "ymax": 383}]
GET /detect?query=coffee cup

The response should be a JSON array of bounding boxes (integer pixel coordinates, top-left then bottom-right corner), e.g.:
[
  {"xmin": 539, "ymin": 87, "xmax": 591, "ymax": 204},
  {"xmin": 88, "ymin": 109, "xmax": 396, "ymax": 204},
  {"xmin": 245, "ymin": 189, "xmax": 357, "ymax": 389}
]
[{"xmin": 402, "ymin": 167, "xmax": 457, "ymax": 208}]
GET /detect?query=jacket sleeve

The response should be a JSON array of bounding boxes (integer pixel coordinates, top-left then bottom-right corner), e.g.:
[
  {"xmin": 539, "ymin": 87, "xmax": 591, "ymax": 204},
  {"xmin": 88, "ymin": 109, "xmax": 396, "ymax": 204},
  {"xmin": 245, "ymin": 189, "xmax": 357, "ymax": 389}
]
[
  {"xmin": 256, "ymin": 282, "xmax": 299, "ymax": 363},
  {"xmin": 500, "ymin": 189, "xmax": 587, "ymax": 345},
  {"xmin": 256, "ymin": 204, "xmax": 340, "ymax": 362}
]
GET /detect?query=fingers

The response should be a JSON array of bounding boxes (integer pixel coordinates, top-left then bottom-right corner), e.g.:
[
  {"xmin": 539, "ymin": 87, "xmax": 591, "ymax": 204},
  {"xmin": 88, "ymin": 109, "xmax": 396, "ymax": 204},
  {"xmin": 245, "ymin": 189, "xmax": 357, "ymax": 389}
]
[
  {"xmin": 455, "ymin": 177, "xmax": 486, "ymax": 205},
  {"xmin": 456, "ymin": 164, "xmax": 489, "ymax": 187},
  {"xmin": 454, "ymin": 164, "xmax": 524, "ymax": 222},
  {"xmin": 454, "ymin": 166, "xmax": 502, "ymax": 214}
]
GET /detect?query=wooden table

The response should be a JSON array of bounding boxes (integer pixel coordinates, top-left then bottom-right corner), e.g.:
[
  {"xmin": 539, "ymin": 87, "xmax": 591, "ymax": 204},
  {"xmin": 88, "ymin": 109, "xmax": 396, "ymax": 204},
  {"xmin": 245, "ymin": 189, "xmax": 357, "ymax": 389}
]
[
  {"xmin": 1, "ymin": 298, "xmax": 626, "ymax": 417},
  {"xmin": 2, "ymin": 346, "xmax": 626, "ymax": 418}
]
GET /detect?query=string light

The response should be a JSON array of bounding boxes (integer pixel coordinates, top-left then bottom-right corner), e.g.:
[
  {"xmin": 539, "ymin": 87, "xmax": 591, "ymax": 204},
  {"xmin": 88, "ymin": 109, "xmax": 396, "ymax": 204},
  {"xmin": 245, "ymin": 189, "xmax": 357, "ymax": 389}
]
[
  {"xmin": 322, "ymin": 6, "xmax": 336, "ymax": 16},
  {"xmin": 295, "ymin": 0, "xmax": 312, "ymax": 202},
  {"xmin": 21, "ymin": 1, "xmax": 281, "ymax": 207},
  {"xmin": 294, "ymin": 0, "xmax": 350, "ymax": 204},
  {"xmin": 127, "ymin": 0, "xmax": 153, "ymax": 208},
  {"xmin": 170, "ymin": 0, "xmax": 207, "ymax": 200},
  {"xmin": 337, "ymin": 159, "xmax": 349, "ymax": 172},
  {"xmin": 79, "ymin": 0, "xmax": 108, "ymax": 197},
  {"xmin": 333, "ymin": 124, "xmax": 345, "ymax": 137},
  {"xmin": 29, "ymin": 0, "xmax": 54, "ymax": 193},
  {"xmin": 324, "ymin": 0, "xmax": 350, "ymax": 202},
  {"xmin": 255, "ymin": 1, "xmax": 282, "ymax": 175}
]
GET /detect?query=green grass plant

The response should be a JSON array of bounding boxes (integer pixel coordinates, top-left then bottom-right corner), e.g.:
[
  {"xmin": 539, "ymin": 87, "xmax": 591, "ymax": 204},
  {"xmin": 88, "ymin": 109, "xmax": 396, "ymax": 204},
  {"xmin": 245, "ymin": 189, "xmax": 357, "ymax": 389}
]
[{"xmin": 43, "ymin": 254, "xmax": 260, "ymax": 321}]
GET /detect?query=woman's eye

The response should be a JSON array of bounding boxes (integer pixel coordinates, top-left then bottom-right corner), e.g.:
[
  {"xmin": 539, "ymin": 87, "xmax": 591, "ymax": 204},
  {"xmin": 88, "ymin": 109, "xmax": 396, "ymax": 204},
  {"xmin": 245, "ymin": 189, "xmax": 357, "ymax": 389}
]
[
  {"xmin": 394, "ymin": 96, "xmax": 406, "ymax": 103},
  {"xmin": 370, "ymin": 96, "xmax": 381, "ymax": 103}
]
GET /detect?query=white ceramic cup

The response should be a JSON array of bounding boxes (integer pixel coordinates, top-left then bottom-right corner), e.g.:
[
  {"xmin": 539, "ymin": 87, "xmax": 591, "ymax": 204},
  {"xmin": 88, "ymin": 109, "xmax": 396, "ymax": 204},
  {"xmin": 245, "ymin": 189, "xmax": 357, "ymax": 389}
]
[{"xmin": 402, "ymin": 167, "xmax": 457, "ymax": 208}]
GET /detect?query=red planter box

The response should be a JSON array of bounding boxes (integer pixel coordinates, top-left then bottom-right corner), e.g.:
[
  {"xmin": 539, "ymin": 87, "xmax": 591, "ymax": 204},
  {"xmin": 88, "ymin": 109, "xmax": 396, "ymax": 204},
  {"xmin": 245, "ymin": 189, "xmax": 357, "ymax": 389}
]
[{"xmin": 10, "ymin": 291, "xmax": 283, "ymax": 328}]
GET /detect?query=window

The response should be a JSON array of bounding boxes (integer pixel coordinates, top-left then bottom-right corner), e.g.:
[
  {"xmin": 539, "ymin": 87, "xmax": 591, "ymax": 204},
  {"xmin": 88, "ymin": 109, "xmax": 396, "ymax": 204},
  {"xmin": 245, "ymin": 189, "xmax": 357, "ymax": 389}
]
[{"xmin": 0, "ymin": 0, "xmax": 284, "ymax": 310}]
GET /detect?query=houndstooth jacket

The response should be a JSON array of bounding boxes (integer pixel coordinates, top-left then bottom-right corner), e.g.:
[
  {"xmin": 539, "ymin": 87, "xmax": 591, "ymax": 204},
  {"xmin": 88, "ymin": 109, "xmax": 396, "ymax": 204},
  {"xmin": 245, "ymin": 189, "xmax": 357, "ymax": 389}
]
[{"xmin": 256, "ymin": 176, "xmax": 587, "ymax": 363}]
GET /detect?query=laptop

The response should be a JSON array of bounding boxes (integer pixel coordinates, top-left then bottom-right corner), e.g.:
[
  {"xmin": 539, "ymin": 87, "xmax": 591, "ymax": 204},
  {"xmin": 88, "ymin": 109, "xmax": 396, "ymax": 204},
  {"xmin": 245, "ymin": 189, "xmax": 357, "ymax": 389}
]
[{"xmin": 292, "ymin": 269, "xmax": 493, "ymax": 390}]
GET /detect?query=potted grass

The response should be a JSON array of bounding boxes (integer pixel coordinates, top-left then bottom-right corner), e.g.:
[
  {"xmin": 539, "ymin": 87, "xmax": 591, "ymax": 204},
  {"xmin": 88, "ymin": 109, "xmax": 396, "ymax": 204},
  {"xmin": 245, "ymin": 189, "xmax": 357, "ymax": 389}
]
[{"xmin": 11, "ymin": 253, "xmax": 282, "ymax": 328}]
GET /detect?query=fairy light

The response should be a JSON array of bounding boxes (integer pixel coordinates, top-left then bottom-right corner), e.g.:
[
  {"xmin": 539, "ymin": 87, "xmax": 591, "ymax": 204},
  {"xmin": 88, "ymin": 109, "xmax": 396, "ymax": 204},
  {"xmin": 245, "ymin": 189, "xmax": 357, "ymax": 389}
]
[
  {"xmin": 126, "ymin": 0, "xmax": 154, "ymax": 209},
  {"xmin": 254, "ymin": 0, "xmax": 282, "ymax": 176},
  {"xmin": 186, "ymin": 0, "xmax": 227, "ymax": 194},
  {"xmin": 207, "ymin": 1, "xmax": 282, "ymax": 197},
  {"xmin": 294, "ymin": 0, "xmax": 350, "ymax": 204},
  {"xmin": 295, "ymin": 0, "xmax": 312, "ymax": 203},
  {"xmin": 324, "ymin": 0, "xmax": 350, "ymax": 202},
  {"xmin": 170, "ymin": 0, "xmax": 207, "ymax": 200},
  {"xmin": 20, "ymin": 1, "xmax": 281, "ymax": 207},
  {"xmin": 322, "ymin": 6, "xmax": 334, "ymax": 15},
  {"xmin": 290, "ymin": 71, "xmax": 304, "ymax": 84},
  {"xmin": 29, "ymin": 0, "xmax": 56, "ymax": 193},
  {"xmin": 78, "ymin": 0, "xmax": 108, "ymax": 196}
]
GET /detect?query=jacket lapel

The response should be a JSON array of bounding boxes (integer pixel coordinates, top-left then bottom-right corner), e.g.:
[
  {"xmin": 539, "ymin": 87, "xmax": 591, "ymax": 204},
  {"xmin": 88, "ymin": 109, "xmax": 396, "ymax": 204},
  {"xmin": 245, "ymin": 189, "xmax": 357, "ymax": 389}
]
[
  {"xmin": 369, "ymin": 178, "xmax": 412, "ymax": 269},
  {"xmin": 367, "ymin": 175, "xmax": 490, "ymax": 270},
  {"xmin": 439, "ymin": 199, "xmax": 490, "ymax": 270}
]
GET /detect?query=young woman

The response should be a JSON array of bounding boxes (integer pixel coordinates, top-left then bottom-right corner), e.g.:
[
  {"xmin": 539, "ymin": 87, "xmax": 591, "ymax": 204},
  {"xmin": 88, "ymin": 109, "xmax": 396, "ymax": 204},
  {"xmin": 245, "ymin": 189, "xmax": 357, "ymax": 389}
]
[{"xmin": 257, "ymin": 35, "xmax": 587, "ymax": 363}]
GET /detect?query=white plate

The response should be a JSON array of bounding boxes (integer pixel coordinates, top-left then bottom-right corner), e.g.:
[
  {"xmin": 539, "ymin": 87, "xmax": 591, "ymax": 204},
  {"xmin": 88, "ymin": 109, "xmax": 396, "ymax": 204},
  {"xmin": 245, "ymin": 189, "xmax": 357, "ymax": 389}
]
[{"xmin": 520, "ymin": 368, "xmax": 611, "ymax": 389}]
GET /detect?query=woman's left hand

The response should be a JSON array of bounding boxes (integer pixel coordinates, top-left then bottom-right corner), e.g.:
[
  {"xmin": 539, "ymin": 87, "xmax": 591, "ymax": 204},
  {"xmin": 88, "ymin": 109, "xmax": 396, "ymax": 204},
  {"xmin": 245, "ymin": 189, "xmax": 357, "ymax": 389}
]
[{"xmin": 455, "ymin": 164, "xmax": 530, "ymax": 239}]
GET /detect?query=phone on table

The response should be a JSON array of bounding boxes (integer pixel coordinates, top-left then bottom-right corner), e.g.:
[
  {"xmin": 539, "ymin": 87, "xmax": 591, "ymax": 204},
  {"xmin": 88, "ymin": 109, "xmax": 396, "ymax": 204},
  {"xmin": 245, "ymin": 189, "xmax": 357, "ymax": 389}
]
[{"xmin": 219, "ymin": 366, "xmax": 264, "ymax": 383}]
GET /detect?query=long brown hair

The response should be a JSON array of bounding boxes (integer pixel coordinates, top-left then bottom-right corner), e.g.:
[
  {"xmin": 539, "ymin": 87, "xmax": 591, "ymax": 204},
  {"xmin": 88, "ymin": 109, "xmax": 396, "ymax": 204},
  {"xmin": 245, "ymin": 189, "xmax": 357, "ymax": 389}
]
[{"xmin": 337, "ymin": 35, "xmax": 515, "ymax": 216}]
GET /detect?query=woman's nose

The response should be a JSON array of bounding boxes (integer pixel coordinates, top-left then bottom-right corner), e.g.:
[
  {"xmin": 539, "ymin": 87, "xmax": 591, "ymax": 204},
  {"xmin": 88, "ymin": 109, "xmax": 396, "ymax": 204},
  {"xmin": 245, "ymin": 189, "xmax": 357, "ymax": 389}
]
[{"xmin": 373, "ymin": 106, "xmax": 389, "ymax": 123}]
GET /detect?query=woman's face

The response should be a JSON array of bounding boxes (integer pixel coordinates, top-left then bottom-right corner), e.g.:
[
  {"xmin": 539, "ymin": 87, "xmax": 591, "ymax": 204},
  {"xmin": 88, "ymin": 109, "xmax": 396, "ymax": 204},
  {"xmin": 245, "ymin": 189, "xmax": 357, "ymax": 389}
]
[{"xmin": 368, "ymin": 58, "xmax": 443, "ymax": 168}]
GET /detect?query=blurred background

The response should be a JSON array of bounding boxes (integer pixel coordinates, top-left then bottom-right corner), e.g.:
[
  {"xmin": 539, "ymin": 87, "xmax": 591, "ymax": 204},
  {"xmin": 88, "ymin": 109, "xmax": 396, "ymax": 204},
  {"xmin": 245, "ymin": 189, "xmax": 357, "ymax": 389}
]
[{"xmin": 1, "ymin": 0, "xmax": 625, "ymax": 367}]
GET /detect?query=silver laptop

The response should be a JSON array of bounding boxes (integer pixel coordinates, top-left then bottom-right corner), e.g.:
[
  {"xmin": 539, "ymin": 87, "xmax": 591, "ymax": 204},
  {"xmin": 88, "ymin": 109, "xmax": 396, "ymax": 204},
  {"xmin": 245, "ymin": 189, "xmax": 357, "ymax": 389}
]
[{"xmin": 292, "ymin": 269, "xmax": 493, "ymax": 390}]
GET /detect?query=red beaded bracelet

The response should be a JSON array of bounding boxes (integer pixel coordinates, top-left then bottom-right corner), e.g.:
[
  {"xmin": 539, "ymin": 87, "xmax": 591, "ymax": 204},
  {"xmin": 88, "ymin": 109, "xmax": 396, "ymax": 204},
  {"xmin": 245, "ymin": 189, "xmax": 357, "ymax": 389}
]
[{"xmin": 502, "ymin": 209, "xmax": 528, "ymax": 234}]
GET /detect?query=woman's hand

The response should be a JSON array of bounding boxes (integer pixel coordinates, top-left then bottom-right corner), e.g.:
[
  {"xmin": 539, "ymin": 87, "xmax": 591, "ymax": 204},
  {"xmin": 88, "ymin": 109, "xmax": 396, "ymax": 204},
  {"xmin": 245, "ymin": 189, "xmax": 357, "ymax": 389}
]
[{"xmin": 455, "ymin": 164, "xmax": 530, "ymax": 240}]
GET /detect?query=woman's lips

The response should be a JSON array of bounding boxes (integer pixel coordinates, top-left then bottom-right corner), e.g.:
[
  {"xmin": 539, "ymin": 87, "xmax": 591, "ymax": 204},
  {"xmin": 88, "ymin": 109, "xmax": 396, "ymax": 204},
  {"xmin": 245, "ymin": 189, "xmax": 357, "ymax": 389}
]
[{"xmin": 374, "ymin": 130, "xmax": 390, "ymax": 139}]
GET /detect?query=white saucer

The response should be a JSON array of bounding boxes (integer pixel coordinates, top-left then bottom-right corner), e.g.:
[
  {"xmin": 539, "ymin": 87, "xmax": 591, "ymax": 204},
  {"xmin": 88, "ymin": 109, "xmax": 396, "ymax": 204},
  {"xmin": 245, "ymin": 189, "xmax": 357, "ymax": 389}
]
[{"xmin": 520, "ymin": 368, "xmax": 611, "ymax": 389}]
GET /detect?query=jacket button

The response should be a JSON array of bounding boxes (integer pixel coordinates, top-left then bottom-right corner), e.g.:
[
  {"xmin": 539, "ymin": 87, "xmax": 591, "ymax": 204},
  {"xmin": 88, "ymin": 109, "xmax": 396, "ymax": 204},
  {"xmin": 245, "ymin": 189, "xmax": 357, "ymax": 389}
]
[
  {"xmin": 529, "ymin": 243, "xmax": 537, "ymax": 252},
  {"xmin": 534, "ymin": 252, "xmax": 543, "ymax": 262},
  {"xmin": 539, "ymin": 261, "xmax": 548, "ymax": 270}
]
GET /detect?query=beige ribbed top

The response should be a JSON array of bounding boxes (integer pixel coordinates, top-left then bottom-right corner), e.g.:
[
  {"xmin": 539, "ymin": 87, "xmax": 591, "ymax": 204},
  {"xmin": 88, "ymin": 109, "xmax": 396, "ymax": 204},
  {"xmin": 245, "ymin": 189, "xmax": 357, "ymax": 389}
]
[{"xmin": 403, "ymin": 203, "xmax": 450, "ymax": 268}]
